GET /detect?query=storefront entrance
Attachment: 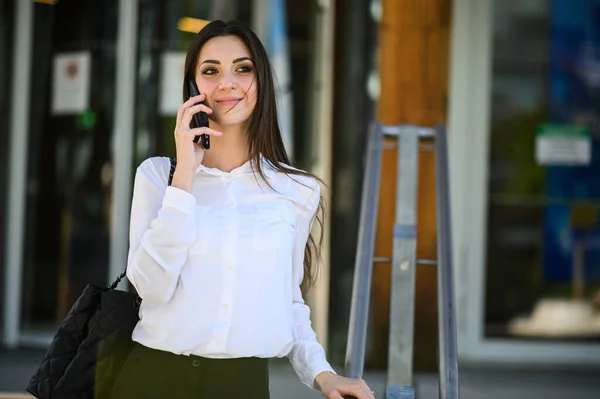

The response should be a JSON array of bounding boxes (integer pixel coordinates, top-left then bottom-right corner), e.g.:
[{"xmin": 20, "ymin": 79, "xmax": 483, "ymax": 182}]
[
  {"xmin": 2, "ymin": 0, "xmax": 329, "ymax": 351},
  {"xmin": 450, "ymin": 0, "xmax": 600, "ymax": 364},
  {"xmin": 3, "ymin": 0, "xmax": 123, "ymax": 347}
]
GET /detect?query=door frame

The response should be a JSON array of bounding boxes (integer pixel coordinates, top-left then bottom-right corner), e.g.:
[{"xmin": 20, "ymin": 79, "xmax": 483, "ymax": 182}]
[
  {"xmin": 2, "ymin": 0, "xmax": 138, "ymax": 348},
  {"xmin": 449, "ymin": 0, "xmax": 600, "ymax": 365},
  {"xmin": 2, "ymin": 0, "xmax": 32, "ymax": 349}
]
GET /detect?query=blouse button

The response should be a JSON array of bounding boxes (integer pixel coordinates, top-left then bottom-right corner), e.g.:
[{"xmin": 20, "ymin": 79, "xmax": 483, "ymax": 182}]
[{"xmin": 192, "ymin": 359, "xmax": 201, "ymax": 367}]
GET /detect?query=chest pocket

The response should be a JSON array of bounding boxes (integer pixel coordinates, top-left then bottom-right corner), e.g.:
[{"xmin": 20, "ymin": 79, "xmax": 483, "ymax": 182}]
[
  {"xmin": 190, "ymin": 205, "xmax": 210, "ymax": 254},
  {"xmin": 252, "ymin": 203, "xmax": 297, "ymax": 251}
]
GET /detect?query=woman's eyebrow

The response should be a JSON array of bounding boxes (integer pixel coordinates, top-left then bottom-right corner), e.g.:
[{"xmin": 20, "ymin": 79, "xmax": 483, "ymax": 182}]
[{"xmin": 200, "ymin": 57, "xmax": 252, "ymax": 66}]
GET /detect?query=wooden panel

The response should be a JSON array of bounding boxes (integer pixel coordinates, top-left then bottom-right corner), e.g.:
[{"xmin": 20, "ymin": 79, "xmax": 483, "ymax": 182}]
[{"xmin": 369, "ymin": 0, "xmax": 452, "ymax": 371}]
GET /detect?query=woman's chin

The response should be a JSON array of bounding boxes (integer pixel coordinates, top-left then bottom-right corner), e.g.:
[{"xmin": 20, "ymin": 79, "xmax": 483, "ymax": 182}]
[{"xmin": 211, "ymin": 117, "xmax": 251, "ymax": 129}]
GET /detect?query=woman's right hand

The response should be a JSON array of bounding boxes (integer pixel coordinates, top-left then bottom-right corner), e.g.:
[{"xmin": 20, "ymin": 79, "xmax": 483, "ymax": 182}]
[{"xmin": 171, "ymin": 94, "xmax": 221, "ymax": 192}]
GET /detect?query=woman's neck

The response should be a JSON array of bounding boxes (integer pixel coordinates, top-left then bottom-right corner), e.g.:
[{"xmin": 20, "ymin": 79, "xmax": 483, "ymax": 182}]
[{"xmin": 201, "ymin": 122, "xmax": 251, "ymax": 173}]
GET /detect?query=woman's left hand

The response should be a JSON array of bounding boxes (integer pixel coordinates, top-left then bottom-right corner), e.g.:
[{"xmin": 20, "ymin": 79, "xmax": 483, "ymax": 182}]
[{"xmin": 315, "ymin": 371, "xmax": 376, "ymax": 399}]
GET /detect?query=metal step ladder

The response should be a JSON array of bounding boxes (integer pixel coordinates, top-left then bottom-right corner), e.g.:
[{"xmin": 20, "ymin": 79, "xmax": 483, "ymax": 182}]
[{"xmin": 344, "ymin": 123, "xmax": 459, "ymax": 399}]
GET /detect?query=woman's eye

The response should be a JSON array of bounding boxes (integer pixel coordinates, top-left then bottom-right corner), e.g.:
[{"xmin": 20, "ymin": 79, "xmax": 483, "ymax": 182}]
[
  {"xmin": 237, "ymin": 65, "xmax": 253, "ymax": 73},
  {"xmin": 202, "ymin": 68, "xmax": 218, "ymax": 75}
]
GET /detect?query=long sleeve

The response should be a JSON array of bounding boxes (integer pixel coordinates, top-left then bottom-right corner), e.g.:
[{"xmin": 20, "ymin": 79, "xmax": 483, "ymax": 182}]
[
  {"xmin": 287, "ymin": 180, "xmax": 337, "ymax": 389},
  {"xmin": 126, "ymin": 158, "xmax": 197, "ymax": 305}
]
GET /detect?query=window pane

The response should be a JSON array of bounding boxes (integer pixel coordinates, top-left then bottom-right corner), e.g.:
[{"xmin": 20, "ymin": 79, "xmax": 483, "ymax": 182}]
[
  {"xmin": 20, "ymin": 0, "xmax": 119, "ymax": 333},
  {"xmin": 486, "ymin": 0, "xmax": 600, "ymax": 341}
]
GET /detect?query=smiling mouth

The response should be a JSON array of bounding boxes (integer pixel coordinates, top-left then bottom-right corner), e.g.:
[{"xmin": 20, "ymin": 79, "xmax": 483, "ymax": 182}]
[{"xmin": 216, "ymin": 99, "xmax": 241, "ymax": 106}]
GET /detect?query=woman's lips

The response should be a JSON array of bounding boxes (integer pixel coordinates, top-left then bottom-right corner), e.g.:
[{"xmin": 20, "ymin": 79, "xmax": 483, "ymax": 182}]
[{"xmin": 216, "ymin": 98, "xmax": 241, "ymax": 106}]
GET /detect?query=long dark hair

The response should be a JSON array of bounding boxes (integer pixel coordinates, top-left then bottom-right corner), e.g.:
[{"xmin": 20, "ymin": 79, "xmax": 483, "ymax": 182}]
[{"xmin": 183, "ymin": 20, "xmax": 324, "ymax": 293}]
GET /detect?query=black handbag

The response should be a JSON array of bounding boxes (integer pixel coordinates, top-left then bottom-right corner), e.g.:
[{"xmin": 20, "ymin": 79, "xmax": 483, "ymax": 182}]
[{"xmin": 26, "ymin": 158, "xmax": 177, "ymax": 399}]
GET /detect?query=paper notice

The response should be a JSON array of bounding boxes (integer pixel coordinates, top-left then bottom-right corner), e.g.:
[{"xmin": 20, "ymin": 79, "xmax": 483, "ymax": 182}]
[
  {"xmin": 159, "ymin": 52, "xmax": 186, "ymax": 115},
  {"xmin": 51, "ymin": 52, "xmax": 91, "ymax": 115}
]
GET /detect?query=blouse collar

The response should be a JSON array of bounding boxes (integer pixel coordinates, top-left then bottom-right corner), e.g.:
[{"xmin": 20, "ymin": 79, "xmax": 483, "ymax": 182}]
[{"xmin": 195, "ymin": 153, "xmax": 277, "ymax": 178}]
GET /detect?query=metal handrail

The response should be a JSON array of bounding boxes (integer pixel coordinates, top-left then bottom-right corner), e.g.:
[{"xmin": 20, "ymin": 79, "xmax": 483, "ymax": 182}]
[
  {"xmin": 344, "ymin": 122, "xmax": 383, "ymax": 380},
  {"xmin": 434, "ymin": 125, "xmax": 459, "ymax": 399}
]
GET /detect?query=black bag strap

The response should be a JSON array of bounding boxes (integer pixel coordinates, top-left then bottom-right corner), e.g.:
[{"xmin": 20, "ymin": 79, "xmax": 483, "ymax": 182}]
[
  {"xmin": 167, "ymin": 157, "xmax": 177, "ymax": 186},
  {"xmin": 109, "ymin": 157, "xmax": 177, "ymax": 289}
]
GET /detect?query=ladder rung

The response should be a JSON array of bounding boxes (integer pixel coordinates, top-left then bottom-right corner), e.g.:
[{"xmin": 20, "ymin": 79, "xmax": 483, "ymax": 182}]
[
  {"xmin": 382, "ymin": 142, "xmax": 434, "ymax": 152},
  {"xmin": 381, "ymin": 125, "xmax": 436, "ymax": 138},
  {"xmin": 373, "ymin": 257, "xmax": 437, "ymax": 266}
]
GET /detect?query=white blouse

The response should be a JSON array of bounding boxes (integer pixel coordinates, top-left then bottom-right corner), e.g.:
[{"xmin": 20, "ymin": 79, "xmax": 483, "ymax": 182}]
[{"xmin": 126, "ymin": 156, "xmax": 335, "ymax": 389}]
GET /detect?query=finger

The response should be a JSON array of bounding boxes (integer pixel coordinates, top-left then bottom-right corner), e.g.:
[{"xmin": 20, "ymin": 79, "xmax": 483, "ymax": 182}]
[
  {"xmin": 359, "ymin": 388, "xmax": 375, "ymax": 399},
  {"xmin": 359, "ymin": 381, "xmax": 375, "ymax": 399},
  {"xmin": 195, "ymin": 103, "xmax": 213, "ymax": 114},
  {"xmin": 329, "ymin": 392, "xmax": 344, "ymax": 399},
  {"xmin": 180, "ymin": 103, "xmax": 213, "ymax": 128},
  {"xmin": 187, "ymin": 127, "xmax": 222, "ymax": 137},
  {"xmin": 338, "ymin": 387, "xmax": 365, "ymax": 399},
  {"xmin": 175, "ymin": 126, "xmax": 221, "ymax": 141},
  {"xmin": 176, "ymin": 94, "xmax": 206, "ymax": 124},
  {"xmin": 183, "ymin": 93, "xmax": 206, "ymax": 108},
  {"xmin": 184, "ymin": 102, "xmax": 213, "ymax": 116},
  {"xmin": 179, "ymin": 129, "xmax": 221, "ymax": 144}
]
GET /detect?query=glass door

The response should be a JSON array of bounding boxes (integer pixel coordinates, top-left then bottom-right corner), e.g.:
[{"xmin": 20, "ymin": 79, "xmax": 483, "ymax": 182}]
[
  {"xmin": 450, "ymin": 0, "xmax": 600, "ymax": 364},
  {"xmin": 485, "ymin": 0, "xmax": 600, "ymax": 343},
  {"xmin": 18, "ymin": 0, "xmax": 120, "ymax": 341}
]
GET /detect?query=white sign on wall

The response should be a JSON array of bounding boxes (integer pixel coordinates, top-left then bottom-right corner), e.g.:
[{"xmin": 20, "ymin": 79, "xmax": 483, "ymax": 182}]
[
  {"xmin": 51, "ymin": 51, "xmax": 91, "ymax": 115},
  {"xmin": 535, "ymin": 124, "xmax": 591, "ymax": 166},
  {"xmin": 159, "ymin": 52, "xmax": 187, "ymax": 116}
]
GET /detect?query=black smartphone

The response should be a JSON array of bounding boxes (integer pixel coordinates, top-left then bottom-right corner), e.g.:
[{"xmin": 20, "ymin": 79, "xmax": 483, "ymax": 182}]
[{"xmin": 187, "ymin": 79, "xmax": 210, "ymax": 150}]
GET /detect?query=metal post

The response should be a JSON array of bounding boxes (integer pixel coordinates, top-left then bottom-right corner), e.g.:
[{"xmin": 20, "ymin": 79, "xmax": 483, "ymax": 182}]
[
  {"xmin": 386, "ymin": 126, "xmax": 419, "ymax": 398},
  {"xmin": 345, "ymin": 122, "xmax": 384, "ymax": 379},
  {"xmin": 3, "ymin": 0, "xmax": 33, "ymax": 348},
  {"xmin": 434, "ymin": 125, "xmax": 459, "ymax": 399},
  {"xmin": 109, "ymin": 0, "xmax": 138, "ymax": 286}
]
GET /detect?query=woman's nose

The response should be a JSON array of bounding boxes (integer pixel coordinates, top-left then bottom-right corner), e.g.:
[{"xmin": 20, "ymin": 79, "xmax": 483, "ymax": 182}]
[{"xmin": 218, "ymin": 73, "xmax": 237, "ymax": 90}]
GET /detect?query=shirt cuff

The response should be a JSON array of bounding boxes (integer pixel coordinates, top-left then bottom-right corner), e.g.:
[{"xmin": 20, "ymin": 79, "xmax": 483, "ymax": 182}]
[
  {"xmin": 162, "ymin": 186, "xmax": 196, "ymax": 214},
  {"xmin": 308, "ymin": 361, "xmax": 337, "ymax": 390}
]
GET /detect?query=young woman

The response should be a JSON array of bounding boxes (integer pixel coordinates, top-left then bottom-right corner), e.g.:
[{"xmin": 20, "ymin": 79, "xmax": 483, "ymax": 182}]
[{"xmin": 109, "ymin": 20, "xmax": 375, "ymax": 399}]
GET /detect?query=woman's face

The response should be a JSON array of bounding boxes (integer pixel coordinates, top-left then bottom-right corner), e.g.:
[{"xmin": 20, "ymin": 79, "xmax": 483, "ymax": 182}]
[{"xmin": 195, "ymin": 35, "xmax": 257, "ymax": 127}]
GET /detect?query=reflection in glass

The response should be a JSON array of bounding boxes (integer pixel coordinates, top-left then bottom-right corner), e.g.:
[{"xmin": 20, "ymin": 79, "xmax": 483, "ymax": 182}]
[
  {"xmin": 21, "ymin": 0, "xmax": 118, "ymax": 333},
  {"xmin": 486, "ymin": 0, "xmax": 600, "ymax": 341}
]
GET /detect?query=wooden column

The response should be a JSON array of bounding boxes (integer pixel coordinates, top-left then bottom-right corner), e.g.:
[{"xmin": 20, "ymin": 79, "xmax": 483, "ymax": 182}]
[{"xmin": 369, "ymin": 0, "xmax": 451, "ymax": 371}]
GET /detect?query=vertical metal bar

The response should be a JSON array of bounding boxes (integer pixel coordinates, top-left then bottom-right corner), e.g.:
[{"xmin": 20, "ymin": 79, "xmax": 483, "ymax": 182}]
[
  {"xmin": 345, "ymin": 122, "xmax": 383, "ymax": 379},
  {"xmin": 387, "ymin": 127, "xmax": 419, "ymax": 386},
  {"xmin": 3, "ymin": 0, "xmax": 33, "ymax": 348},
  {"xmin": 434, "ymin": 125, "xmax": 460, "ymax": 399},
  {"xmin": 109, "ymin": 0, "xmax": 138, "ymax": 285}
]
